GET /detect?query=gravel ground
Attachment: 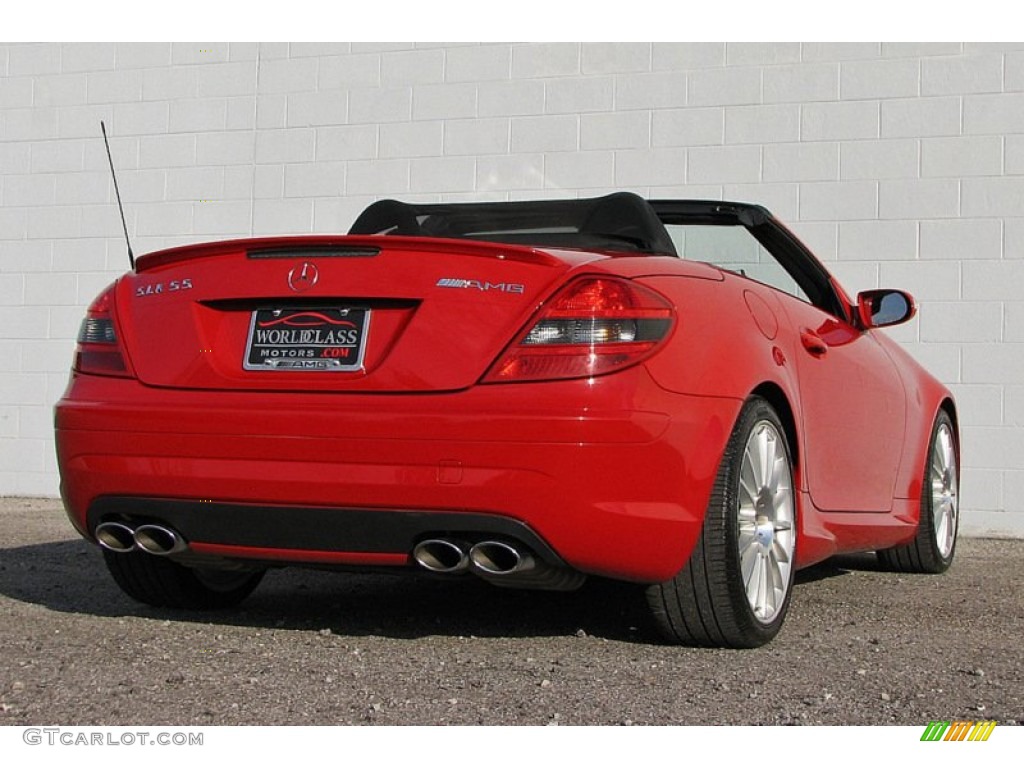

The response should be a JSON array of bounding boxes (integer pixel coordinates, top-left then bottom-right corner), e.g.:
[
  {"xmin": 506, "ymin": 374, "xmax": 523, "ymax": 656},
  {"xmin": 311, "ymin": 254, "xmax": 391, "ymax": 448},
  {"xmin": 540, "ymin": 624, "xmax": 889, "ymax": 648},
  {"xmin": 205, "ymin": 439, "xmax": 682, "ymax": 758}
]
[{"xmin": 0, "ymin": 497, "xmax": 1021, "ymax": 726}]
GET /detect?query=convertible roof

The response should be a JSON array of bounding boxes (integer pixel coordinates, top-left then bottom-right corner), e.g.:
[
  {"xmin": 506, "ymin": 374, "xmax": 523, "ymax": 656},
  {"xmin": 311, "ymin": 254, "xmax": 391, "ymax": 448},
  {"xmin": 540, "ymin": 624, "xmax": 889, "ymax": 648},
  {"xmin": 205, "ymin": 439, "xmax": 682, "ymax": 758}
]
[{"xmin": 349, "ymin": 193, "xmax": 773, "ymax": 256}]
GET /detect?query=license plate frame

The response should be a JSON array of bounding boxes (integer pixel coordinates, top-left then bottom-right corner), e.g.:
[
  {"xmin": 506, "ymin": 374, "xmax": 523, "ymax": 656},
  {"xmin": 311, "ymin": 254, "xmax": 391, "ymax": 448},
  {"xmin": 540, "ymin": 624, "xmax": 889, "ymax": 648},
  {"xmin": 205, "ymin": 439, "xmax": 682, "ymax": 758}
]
[{"xmin": 243, "ymin": 307, "xmax": 370, "ymax": 372}]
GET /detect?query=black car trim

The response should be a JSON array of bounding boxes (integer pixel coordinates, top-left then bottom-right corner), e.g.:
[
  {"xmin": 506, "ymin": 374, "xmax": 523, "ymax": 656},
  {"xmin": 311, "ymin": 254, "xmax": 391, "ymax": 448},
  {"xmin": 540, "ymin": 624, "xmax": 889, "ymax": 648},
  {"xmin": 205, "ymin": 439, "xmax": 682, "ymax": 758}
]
[
  {"xmin": 349, "ymin": 192, "xmax": 679, "ymax": 257},
  {"xmin": 247, "ymin": 246, "xmax": 380, "ymax": 259},
  {"xmin": 87, "ymin": 497, "xmax": 568, "ymax": 566}
]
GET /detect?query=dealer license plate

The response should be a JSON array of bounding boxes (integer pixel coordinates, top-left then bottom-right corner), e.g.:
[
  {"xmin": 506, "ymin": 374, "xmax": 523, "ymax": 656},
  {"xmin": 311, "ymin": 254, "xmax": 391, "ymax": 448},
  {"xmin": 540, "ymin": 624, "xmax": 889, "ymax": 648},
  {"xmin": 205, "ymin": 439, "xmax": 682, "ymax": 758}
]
[{"xmin": 244, "ymin": 307, "xmax": 369, "ymax": 372}]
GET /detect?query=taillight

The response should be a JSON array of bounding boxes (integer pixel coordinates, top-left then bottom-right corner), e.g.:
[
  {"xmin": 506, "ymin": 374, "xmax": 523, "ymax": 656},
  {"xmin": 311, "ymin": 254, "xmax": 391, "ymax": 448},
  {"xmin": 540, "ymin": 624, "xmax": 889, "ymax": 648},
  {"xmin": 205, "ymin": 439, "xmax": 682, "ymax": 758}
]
[
  {"xmin": 484, "ymin": 277, "xmax": 675, "ymax": 383},
  {"xmin": 74, "ymin": 283, "xmax": 132, "ymax": 377}
]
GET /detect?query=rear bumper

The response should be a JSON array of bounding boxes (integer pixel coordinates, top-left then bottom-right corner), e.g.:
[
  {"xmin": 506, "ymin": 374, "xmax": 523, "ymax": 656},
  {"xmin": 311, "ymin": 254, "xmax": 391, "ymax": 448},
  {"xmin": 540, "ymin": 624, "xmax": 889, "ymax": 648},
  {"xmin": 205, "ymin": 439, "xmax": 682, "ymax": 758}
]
[
  {"xmin": 55, "ymin": 368, "xmax": 740, "ymax": 582},
  {"xmin": 85, "ymin": 497, "xmax": 570, "ymax": 569}
]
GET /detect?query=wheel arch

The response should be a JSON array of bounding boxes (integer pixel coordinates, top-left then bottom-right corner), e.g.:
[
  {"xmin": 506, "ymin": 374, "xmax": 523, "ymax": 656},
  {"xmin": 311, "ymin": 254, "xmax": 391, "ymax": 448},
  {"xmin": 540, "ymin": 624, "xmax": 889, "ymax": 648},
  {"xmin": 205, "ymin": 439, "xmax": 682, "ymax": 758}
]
[
  {"xmin": 937, "ymin": 395, "xmax": 961, "ymax": 502},
  {"xmin": 750, "ymin": 381, "xmax": 800, "ymax": 471},
  {"xmin": 748, "ymin": 381, "xmax": 828, "ymax": 565},
  {"xmin": 939, "ymin": 397, "xmax": 959, "ymax": 454},
  {"xmin": 876, "ymin": 396, "xmax": 960, "ymax": 574},
  {"xmin": 903, "ymin": 393, "xmax": 960, "ymax": 507}
]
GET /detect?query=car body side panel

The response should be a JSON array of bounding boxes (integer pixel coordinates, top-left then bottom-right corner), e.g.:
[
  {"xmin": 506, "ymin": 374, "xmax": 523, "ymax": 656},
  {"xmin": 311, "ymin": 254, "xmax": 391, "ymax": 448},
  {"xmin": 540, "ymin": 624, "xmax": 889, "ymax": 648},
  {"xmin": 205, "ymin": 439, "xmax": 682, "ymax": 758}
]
[
  {"xmin": 613, "ymin": 268, "xmax": 931, "ymax": 564},
  {"xmin": 633, "ymin": 275, "xmax": 803, "ymax": 405},
  {"xmin": 874, "ymin": 332, "xmax": 958, "ymax": 504},
  {"xmin": 612, "ymin": 272, "xmax": 852, "ymax": 568},
  {"xmin": 769, "ymin": 294, "xmax": 908, "ymax": 513}
]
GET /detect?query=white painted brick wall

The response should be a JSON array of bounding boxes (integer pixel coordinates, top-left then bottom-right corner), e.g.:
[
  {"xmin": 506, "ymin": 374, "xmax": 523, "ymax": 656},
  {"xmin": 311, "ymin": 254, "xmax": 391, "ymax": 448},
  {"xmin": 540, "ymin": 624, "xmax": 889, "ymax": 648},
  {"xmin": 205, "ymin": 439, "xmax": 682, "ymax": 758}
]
[
  {"xmin": 2, "ymin": 41, "xmax": 1023, "ymax": 533},
  {"xmin": 445, "ymin": 118, "xmax": 509, "ymax": 155},
  {"xmin": 838, "ymin": 221, "xmax": 917, "ymax": 262},
  {"xmin": 802, "ymin": 101, "xmax": 879, "ymax": 141},
  {"xmin": 614, "ymin": 72, "xmax": 687, "ymax": 111}
]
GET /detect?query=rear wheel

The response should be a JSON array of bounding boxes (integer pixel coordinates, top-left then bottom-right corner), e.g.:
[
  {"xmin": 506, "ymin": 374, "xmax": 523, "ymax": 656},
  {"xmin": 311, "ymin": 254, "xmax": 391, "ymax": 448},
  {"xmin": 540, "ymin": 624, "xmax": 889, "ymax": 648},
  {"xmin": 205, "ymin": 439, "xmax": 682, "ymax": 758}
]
[
  {"xmin": 878, "ymin": 411, "xmax": 958, "ymax": 573},
  {"xmin": 103, "ymin": 550, "xmax": 264, "ymax": 609},
  {"xmin": 647, "ymin": 397, "xmax": 796, "ymax": 648}
]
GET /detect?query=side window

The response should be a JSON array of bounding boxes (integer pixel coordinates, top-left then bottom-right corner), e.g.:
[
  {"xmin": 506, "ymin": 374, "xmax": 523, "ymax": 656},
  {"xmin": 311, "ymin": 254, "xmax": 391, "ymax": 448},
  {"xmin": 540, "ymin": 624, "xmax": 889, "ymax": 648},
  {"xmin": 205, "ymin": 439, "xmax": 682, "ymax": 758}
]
[{"xmin": 666, "ymin": 224, "xmax": 811, "ymax": 304}]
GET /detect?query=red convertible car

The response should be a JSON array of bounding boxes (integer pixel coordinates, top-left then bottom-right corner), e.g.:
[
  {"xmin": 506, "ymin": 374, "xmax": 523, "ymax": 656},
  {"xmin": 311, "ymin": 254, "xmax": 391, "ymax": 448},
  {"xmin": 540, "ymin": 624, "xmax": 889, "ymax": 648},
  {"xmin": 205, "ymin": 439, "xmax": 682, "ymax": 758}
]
[{"xmin": 55, "ymin": 193, "xmax": 959, "ymax": 647}]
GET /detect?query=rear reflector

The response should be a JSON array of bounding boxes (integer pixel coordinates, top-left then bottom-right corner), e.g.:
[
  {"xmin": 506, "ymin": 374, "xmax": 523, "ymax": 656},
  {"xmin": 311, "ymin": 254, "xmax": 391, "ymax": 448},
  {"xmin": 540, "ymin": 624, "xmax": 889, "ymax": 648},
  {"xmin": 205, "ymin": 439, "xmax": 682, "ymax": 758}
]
[
  {"xmin": 74, "ymin": 283, "xmax": 133, "ymax": 378},
  {"xmin": 78, "ymin": 317, "xmax": 117, "ymax": 344},
  {"xmin": 483, "ymin": 277, "xmax": 674, "ymax": 383}
]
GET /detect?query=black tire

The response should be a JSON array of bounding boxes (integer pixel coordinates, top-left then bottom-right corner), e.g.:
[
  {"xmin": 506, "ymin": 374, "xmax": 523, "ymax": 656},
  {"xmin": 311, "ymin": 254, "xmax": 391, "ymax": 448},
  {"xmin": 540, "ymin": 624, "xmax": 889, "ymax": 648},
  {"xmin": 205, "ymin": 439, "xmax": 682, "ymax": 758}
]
[
  {"xmin": 647, "ymin": 397, "xmax": 797, "ymax": 648},
  {"xmin": 103, "ymin": 550, "xmax": 264, "ymax": 610},
  {"xmin": 878, "ymin": 410, "xmax": 959, "ymax": 574}
]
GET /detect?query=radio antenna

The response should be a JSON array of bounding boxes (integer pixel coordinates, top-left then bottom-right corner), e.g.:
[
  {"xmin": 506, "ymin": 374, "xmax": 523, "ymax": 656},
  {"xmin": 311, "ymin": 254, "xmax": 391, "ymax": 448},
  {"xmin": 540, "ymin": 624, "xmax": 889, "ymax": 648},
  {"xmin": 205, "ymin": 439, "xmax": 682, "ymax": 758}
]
[{"xmin": 100, "ymin": 121, "xmax": 135, "ymax": 271}]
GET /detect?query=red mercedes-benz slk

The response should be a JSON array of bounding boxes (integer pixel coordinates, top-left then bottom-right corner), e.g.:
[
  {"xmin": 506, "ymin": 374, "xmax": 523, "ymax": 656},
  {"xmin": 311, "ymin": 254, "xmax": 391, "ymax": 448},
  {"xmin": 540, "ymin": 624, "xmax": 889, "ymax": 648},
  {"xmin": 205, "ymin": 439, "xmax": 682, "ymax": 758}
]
[{"xmin": 55, "ymin": 193, "xmax": 959, "ymax": 647}]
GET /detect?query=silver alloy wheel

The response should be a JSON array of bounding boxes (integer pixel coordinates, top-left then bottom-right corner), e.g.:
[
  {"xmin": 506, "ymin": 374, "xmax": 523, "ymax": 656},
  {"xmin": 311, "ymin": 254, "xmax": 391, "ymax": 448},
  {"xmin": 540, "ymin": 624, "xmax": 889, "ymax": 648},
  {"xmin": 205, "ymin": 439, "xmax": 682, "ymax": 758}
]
[
  {"xmin": 737, "ymin": 420, "xmax": 795, "ymax": 625},
  {"xmin": 931, "ymin": 423, "xmax": 958, "ymax": 559}
]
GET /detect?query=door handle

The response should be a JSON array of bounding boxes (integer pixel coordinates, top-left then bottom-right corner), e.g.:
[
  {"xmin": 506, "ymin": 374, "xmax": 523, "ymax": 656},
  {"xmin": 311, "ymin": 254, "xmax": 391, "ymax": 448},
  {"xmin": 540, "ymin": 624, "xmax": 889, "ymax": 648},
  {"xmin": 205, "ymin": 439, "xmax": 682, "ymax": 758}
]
[{"xmin": 800, "ymin": 329, "xmax": 828, "ymax": 357}]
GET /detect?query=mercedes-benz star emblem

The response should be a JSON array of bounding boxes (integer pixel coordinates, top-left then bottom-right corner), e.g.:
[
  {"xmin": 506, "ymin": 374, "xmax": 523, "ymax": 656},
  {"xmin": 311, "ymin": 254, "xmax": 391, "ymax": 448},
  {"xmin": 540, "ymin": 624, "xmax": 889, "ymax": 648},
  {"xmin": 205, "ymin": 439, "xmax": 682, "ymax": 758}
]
[{"xmin": 287, "ymin": 262, "xmax": 319, "ymax": 293}]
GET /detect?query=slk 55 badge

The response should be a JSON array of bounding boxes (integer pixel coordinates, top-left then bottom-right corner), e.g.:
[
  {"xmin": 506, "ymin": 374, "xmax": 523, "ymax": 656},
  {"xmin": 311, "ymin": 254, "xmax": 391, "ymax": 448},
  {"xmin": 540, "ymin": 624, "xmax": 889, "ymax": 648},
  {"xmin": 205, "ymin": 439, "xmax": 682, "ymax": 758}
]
[{"xmin": 136, "ymin": 279, "xmax": 193, "ymax": 297}]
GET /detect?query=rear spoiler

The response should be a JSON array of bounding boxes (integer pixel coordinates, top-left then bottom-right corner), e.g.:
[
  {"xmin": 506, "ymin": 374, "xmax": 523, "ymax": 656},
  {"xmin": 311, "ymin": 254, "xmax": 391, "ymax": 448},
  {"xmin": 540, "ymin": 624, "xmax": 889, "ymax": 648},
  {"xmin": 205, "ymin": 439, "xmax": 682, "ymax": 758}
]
[{"xmin": 133, "ymin": 234, "xmax": 564, "ymax": 273}]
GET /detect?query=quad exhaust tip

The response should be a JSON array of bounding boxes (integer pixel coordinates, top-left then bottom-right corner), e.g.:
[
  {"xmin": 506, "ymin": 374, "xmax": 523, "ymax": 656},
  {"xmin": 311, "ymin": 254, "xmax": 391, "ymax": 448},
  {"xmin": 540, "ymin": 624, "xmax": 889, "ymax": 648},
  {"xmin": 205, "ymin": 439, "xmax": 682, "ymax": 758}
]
[
  {"xmin": 412, "ymin": 538, "xmax": 541, "ymax": 577},
  {"xmin": 94, "ymin": 521, "xmax": 137, "ymax": 553},
  {"xmin": 468, "ymin": 540, "xmax": 535, "ymax": 576},
  {"xmin": 412, "ymin": 538, "xmax": 470, "ymax": 574},
  {"xmin": 133, "ymin": 524, "xmax": 188, "ymax": 556},
  {"xmin": 94, "ymin": 522, "xmax": 188, "ymax": 557}
]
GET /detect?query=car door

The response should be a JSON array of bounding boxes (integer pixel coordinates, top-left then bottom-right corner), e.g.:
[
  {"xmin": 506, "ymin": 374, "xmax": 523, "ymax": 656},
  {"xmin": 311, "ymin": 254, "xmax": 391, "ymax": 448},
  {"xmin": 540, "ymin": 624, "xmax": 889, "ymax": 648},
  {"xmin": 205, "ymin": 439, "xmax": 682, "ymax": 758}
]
[{"xmin": 775, "ymin": 295, "xmax": 906, "ymax": 513}]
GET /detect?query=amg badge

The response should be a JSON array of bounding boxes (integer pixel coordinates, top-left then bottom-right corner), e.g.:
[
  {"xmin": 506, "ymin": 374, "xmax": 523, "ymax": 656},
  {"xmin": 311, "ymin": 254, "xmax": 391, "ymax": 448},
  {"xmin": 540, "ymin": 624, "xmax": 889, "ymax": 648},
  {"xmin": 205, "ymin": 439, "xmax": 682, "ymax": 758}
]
[{"xmin": 436, "ymin": 278, "xmax": 525, "ymax": 294}]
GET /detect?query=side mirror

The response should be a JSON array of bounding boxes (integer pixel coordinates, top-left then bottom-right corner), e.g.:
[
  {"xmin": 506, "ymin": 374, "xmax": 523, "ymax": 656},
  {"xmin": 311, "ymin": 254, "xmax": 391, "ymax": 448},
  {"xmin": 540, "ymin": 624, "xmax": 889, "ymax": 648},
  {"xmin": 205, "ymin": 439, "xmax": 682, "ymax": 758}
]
[{"xmin": 856, "ymin": 289, "xmax": 916, "ymax": 329}]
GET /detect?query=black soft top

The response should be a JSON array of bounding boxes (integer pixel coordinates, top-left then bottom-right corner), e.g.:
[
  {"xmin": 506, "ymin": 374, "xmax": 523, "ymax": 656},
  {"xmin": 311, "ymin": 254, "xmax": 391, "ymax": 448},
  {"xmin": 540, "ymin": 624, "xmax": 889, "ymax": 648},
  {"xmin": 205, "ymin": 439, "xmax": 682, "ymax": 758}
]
[{"xmin": 349, "ymin": 192, "xmax": 773, "ymax": 256}]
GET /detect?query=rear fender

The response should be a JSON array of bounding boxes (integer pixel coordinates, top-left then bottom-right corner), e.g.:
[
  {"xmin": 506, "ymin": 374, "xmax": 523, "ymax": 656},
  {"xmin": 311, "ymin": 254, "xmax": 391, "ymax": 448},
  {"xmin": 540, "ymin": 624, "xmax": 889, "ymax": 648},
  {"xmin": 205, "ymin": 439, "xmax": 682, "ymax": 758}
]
[{"xmin": 638, "ymin": 275, "xmax": 802, "ymax": 403}]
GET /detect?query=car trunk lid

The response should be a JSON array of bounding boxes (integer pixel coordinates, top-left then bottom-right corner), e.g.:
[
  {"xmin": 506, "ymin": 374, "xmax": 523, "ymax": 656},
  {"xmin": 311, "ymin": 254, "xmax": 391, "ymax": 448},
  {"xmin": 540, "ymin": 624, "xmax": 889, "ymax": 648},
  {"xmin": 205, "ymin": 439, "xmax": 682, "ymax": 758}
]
[{"xmin": 115, "ymin": 236, "xmax": 602, "ymax": 393}]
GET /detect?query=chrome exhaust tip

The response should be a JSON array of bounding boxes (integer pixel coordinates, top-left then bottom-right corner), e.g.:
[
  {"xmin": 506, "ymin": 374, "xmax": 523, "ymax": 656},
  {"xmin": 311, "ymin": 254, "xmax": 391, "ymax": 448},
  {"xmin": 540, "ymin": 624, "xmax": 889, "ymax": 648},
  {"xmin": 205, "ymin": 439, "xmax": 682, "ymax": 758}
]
[
  {"xmin": 412, "ymin": 539, "xmax": 470, "ymax": 574},
  {"xmin": 133, "ymin": 524, "xmax": 188, "ymax": 556},
  {"xmin": 468, "ymin": 540, "xmax": 535, "ymax": 576},
  {"xmin": 94, "ymin": 522, "xmax": 137, "ymax": 553}
]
